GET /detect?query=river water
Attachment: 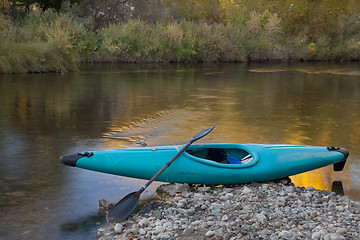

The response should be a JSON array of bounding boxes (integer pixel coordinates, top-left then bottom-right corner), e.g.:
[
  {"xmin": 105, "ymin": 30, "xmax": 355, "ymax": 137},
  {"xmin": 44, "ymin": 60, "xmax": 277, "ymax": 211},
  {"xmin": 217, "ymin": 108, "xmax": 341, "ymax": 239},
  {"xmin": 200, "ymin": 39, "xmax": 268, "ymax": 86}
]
[{"xmin": 0, "ymin": 63, "xmax": 359, "ymax": 239}]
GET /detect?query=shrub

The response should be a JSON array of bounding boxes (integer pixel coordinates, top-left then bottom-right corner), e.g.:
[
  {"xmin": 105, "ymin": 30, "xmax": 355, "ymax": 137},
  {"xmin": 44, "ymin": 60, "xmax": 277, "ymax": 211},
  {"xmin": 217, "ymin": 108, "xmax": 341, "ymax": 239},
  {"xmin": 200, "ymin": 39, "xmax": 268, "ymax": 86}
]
[{"xmin": 0, "ymin": 7, "xmax": 86, "ymax": 73}]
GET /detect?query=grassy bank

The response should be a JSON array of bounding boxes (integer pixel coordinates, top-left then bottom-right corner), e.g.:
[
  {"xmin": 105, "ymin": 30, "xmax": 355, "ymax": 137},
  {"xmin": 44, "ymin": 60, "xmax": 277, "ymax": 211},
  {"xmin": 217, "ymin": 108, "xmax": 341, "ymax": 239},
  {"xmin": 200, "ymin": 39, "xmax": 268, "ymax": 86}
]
[
  {"xmin": 1, "ymin": 2, "xmax": 360, "ymax": 73},
  {"xmin": 0, "ymin": 10, "xmax": 86, "ymax": 73}
]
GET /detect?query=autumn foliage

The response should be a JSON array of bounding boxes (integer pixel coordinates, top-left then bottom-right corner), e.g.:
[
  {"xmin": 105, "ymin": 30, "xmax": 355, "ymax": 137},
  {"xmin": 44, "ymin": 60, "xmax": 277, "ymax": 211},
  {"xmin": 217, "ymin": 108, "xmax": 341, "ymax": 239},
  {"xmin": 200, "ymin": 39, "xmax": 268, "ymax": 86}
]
[{"xmin": 0, "ymin": 0, "xmax": 360, "ymax": 73}]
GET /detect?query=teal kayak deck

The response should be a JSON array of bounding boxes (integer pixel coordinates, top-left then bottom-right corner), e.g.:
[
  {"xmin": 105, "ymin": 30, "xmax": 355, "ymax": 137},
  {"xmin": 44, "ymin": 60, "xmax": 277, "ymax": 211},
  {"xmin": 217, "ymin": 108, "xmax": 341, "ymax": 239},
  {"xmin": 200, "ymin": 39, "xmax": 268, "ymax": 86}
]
[{"xmin": 60, "ymin": 144, "xmax": 348, "ymax": 185}]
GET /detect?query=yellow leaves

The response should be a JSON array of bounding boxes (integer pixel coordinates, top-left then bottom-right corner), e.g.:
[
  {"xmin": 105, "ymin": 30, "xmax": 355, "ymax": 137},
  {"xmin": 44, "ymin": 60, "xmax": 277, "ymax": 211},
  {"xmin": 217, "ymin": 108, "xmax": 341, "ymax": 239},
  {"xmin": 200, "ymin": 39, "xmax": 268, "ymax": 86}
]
[
  {"xmin": 219, "ymin": 0, "xmax": 240, "ymax": 9},
  {"xmin": 308, "ymin": 42, "xmax": 316, "ymax": 53},
  {"xmin": 219, "ymin": 0, "xmax": 241, "ymax": 25}
]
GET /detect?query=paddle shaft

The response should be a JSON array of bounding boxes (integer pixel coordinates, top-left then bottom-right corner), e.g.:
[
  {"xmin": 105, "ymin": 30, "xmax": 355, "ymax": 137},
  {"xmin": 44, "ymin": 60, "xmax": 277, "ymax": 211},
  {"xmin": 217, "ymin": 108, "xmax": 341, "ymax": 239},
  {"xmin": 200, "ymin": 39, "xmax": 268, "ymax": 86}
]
[
  {"xmin": 138, "ymin": 142, "xmax": 191, "ymax": 194},
  {"xmin": 106, "ymin": 126, "xmax": 215, "ymax": 223}
]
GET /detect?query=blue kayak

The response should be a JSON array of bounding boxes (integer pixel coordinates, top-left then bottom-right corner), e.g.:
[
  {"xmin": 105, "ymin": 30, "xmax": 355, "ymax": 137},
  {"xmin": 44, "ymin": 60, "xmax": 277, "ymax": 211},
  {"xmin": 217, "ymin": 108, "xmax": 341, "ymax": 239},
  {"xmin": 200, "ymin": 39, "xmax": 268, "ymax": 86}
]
[{"xmin": 60, "ymin": 144, "xmax": 348, "ymax": 185}]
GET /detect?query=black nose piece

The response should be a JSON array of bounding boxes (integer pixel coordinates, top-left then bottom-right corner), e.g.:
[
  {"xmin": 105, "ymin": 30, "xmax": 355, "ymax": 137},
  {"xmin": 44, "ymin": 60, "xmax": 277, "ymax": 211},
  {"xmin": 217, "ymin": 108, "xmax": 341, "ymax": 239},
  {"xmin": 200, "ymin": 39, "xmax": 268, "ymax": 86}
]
[
  {"xmin": 60, "ymin": 153, "xmax": 82, "ymax": 167},
  {"xmin": 339, "ymin": 148, "xmax": 349, "ymax": 160},
  {"xmin": 327, "ymin": 147, "xmax": 349, "ymax": 172},
  {"xmin": 327, "ymin": 146, "xmax": 349, "ymax": 160}
]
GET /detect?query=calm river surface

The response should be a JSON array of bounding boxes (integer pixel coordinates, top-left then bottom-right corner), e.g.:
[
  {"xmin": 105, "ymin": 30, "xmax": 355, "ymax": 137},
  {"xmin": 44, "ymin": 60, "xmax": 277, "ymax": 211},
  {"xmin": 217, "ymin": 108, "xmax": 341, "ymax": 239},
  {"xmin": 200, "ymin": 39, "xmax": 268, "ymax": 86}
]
[{"xmin": 1, "ymin": 63, "xmax": 360, "ymax": 239}]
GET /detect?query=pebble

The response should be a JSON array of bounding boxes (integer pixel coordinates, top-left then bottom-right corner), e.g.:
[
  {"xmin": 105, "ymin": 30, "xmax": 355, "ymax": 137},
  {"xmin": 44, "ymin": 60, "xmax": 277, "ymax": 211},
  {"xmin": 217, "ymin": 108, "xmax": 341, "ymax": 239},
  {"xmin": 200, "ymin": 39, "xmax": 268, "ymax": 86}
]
[
  {"xmin": 139, "ymin": 229, "xmax": 146, "ymax": 235},
  {"xmin": 97, "ymin": 181, "xmax": 360, "ymax": 239},
  {"xmin": 221, "ymin": 214, "xmax": 229, "ymax": 221},
  {"xmin": 197, "ymin": 187, "xmax": 210, "ymax": 192},
  {"xmin": 336, "ymin": 206, "xmax": 345, "ymax": 211},
  {"xmin": 138, "ymin": 218, "xmax": 149, "ymax": 227},
  {"xmin": 304, "ymin": 192, "xmax": 312, "ymax": 198},
  {"xmin": 256, "ymin": 212, "xmax": 266, "ymax": 224},
  {"xmin": 312, "ymin": 231, "xmax": 321, "ymax": 240},
  {"xmin": 205, "ymin": 230, "xmax": 216, "ymax": 237},
  {"xmin": 157, "ymin": 233, "xmax": 171, "ymax": 238},
  {"xmin": 114, "ymin": 223, "xmax": 123, "ymax": 234},
  {"xmin": 336, "ymin": 228, "xmax": 346, "ymax": 235},
  {"xmin": 154, "ymin": 226, "xmax": 165, "ymax": 234},
  {"xmin": 242, "ymin": 186, "xmax": 252, "ymax": 194},
  {"xmin": 330, "ymin": 233, "xmax": 342, "ymax": 240},
  {"xmin": 279, "ymin": 230, "xmax": 291, "ymax": 238},
  {"xmin": 183, "ymin": 227, "xmax": 194, "ymax": 235}
]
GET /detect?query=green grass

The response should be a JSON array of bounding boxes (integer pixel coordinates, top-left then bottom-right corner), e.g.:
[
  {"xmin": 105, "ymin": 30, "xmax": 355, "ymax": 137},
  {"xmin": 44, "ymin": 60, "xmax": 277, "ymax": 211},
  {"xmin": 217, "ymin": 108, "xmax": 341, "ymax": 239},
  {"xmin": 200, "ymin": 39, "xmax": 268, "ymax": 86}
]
[{"xmin": 0, "ymin": 3, "xmax": 359, "ymax": 73}]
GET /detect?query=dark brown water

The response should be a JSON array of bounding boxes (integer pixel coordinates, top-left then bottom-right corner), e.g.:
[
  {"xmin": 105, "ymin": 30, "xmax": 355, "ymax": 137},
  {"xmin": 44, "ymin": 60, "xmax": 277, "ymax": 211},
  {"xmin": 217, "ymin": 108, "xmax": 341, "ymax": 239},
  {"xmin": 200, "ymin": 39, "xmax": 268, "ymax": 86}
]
[{"xmin": 0, "ymin": 63, "xmax": 359, "ymax": 239}]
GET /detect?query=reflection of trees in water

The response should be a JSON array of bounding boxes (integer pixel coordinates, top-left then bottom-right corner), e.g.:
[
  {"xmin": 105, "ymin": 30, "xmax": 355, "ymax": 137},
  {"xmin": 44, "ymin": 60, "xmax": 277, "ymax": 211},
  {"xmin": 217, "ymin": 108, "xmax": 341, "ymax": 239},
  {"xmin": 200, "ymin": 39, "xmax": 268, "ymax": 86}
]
[{"xmin": 1, "ymin": 63, "xmax": 360, "ymax": 147}]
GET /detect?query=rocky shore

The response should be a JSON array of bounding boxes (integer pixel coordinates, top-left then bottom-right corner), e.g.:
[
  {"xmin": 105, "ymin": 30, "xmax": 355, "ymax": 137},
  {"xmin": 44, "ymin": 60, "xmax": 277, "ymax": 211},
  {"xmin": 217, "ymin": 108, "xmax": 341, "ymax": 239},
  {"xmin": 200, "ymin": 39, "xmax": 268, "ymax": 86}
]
[{"xmin": 97, "ymin": 179, "xmax": 360, "ymax": 239}]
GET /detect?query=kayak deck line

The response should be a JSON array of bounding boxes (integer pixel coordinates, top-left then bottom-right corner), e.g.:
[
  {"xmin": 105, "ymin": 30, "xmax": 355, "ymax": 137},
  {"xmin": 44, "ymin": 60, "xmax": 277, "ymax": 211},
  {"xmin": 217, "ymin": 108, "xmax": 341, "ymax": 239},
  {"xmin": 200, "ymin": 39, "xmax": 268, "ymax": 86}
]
[{"xmin": 60, "ymin": 143, "xmax": 349, "ymax": 185}]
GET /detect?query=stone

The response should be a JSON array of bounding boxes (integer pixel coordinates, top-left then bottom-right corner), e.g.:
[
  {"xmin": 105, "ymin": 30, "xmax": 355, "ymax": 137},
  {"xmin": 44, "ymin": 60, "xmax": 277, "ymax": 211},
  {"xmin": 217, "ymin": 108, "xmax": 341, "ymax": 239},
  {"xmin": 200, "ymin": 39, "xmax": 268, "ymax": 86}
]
[
  {"xmin": 156, "ymin": 183, "xmax": 190, "ymax": 197},
  {"xmin": 198, "ymin": 187, "xmax": 210, "ymax": 192},
  {"xmin": 157, "ymin": 233, "xmax": 171, "ymax": 239},
  {"xmin": 324, "ymin": 234, "xmax": 332, "ymax": 240},
  {"xmin": 139, "ymin": 218, "xmax": 150, "ymax": 227},
  {"xmin": 183, "ymin": 227, "xmax": 194, "ymax": 235},
  {"xmin": 97, "ymin": 182, "xmax": 360, "ymax": 240},
  {"xmin": 114, "ymin": 223, "xmax": 123, "ymax": 234},
  {"xmin": 98, "ymin": 198, "xmax": 114, "ymax": 213},
  {"xmin": 163, "ymin": 222, "xmax": 172, "ymax": 229},
  {"xmin": 330, "ymin": 233, "xmax": 342, "ymax": 240},
  {"xmin": 304, "ymin": 192, "xmax": 312, "ymax": 198},
  {"xmin": 279, "ymin": 230, "xmax": 291, "ymax": 238},
  {"xmin": 256, "ymin": 213, "xmax": 266, "ymax": 224},
  {"xmin": 284, "ymin": 186, "xmax": 295, "ymax": 193},
  {"xmin": 336, "ymin": 228, "xmax": 346, "ymax": 235},
  {"xmin": 311, "ymin": 231, "xmax": 321, "ymax": 240},
  {"xmin": 206, "ymin": 230, "xmax": 216, "ymax": 237},
  {"xmin": 336, "ymin": 206, "xmax": 345, "ymax": 211},
  {"xmin": 242, "ymin": 187, "xmax": 252, "ymax": 194},
  {"xmin": 139, "ymin": 229, "xmax": 146, "ymax": 235},
  {"xmin": 154, "ymin": 226, "xmax": 166, "ymax": 234},
  {"xmin": 307, "ymin": 186, "xmax": 315, "ymax": 191},
  {"xmin": 222, "ymin": 214, "xmax": 229, "ymax": 221}
]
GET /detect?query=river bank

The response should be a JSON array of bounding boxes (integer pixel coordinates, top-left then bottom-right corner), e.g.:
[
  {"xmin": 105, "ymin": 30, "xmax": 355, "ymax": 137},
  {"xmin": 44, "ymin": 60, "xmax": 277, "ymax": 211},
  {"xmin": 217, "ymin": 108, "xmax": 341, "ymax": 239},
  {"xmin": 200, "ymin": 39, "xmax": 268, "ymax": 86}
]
[
  {"xmin": 96, "ymin": 179, "xmax": 360, "ymax": 239},
  {"xmin": 1, "ymin": 1, "xmax": 360, "ymax": 74}
]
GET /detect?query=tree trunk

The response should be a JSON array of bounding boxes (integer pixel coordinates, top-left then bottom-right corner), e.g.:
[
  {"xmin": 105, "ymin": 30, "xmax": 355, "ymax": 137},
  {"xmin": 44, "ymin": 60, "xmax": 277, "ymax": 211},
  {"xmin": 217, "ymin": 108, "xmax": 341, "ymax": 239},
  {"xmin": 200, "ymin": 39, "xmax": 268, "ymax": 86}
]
[{"xmin": 10, "ymin": 0, "xmax": 17, "ymax": 21}]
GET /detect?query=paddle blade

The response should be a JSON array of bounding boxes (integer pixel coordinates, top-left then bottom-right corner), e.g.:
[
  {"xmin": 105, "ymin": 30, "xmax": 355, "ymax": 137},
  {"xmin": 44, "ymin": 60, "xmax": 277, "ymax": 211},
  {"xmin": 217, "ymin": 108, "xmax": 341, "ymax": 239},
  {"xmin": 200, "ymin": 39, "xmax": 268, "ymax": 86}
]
[
  {"xmin": 106, "ymin": 191, "xmax": 140, "ymax": 223},
  {"xmin": 190, "ymin": 125, "xmax": 215, "ymax": 143}
]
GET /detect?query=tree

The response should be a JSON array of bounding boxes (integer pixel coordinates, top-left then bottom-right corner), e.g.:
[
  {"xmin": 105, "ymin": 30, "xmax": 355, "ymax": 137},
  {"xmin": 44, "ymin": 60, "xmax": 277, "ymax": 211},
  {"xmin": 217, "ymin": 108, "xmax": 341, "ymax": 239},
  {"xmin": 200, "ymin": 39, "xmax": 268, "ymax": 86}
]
[
  {"xmin": 162, "ymin": 0, "xmax": 223, "ymax": 23},
  {"xmin": 79, "ymin": 0, "xmax": 132, "ymax": 29}
]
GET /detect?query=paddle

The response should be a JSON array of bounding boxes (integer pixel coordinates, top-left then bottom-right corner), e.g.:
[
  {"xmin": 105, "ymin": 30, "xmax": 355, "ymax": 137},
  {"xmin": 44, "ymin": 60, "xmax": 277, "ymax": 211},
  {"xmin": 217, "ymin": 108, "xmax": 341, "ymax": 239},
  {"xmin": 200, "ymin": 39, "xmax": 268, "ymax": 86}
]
[{"xmin": 106, "ymin": 125, "xmax": 215, "ymax": 223}]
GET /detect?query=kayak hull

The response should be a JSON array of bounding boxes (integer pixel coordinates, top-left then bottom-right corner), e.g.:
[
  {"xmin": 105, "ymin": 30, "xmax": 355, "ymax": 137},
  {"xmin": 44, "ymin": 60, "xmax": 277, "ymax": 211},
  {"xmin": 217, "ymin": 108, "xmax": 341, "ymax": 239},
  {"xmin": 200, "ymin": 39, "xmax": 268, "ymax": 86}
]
[{"xmin": 60, "ymin": 144, "xmax": 348, "ymax": 185}]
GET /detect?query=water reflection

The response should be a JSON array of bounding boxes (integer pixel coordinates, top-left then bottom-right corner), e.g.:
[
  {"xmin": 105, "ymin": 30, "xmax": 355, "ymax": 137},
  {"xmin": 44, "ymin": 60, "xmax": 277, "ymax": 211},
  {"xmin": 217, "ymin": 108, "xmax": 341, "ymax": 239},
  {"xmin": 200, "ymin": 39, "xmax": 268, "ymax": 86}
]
[
  {"xmin": 0, "ymin": 62, "xmax": 360, "ymax": 239},
  {"xmin": 331, "ymin": 181, "xmax": 344, "ymax": 196}
]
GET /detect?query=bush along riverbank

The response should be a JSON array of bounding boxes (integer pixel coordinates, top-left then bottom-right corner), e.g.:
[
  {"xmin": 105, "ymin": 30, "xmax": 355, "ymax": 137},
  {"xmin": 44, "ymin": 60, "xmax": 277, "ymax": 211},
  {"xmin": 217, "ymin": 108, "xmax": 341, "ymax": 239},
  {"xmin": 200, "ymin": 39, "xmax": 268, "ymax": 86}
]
[
  {"xmin": 1, "ymin": 1, "xmax": 360, "ymax": 73},
  {"xmin": 97, "ymin": 180, "xmax": 360, "ymax": 240}
]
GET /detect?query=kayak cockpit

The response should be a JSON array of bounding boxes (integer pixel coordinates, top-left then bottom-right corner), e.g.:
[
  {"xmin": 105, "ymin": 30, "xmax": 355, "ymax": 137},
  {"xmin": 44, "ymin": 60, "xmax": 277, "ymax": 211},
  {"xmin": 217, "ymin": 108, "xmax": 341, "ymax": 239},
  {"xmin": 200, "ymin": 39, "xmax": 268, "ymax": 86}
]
[{"xmin": 186, "ymin": 145, "xmax": 255, "ymax": 165}]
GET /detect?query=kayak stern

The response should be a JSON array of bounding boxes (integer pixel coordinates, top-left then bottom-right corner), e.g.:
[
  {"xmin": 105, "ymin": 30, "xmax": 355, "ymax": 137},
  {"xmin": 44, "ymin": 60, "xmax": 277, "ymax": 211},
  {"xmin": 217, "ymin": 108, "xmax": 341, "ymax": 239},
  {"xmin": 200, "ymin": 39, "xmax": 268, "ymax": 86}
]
[{"xmin": 327, "ymin": 146, "xmax": 349, "ymax": 171}]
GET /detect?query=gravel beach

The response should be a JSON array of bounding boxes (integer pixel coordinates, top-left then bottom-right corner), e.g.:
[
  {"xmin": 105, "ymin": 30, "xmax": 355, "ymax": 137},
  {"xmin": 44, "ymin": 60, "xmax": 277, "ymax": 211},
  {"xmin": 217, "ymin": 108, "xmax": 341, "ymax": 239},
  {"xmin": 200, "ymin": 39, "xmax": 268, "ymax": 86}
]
[{"xmin": 97, "ymin": 179, "xmax": 360, "ymax": 239}]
